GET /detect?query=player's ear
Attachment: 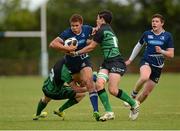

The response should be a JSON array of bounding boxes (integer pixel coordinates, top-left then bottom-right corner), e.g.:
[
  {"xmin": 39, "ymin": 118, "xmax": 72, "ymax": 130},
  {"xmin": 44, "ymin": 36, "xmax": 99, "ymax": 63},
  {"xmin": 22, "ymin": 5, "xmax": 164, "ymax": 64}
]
[{"xmin": 161, "ymin": 22, "xmax": 164, "ymax": 27}]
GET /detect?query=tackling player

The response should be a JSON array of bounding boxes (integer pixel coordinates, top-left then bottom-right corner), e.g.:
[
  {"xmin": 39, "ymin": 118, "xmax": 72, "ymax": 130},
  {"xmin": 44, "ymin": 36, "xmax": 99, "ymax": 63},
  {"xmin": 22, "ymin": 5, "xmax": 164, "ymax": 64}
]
[
  {"xmin": 125, "ymin": 14, "xmax": 174, "ymax": 104},
  {"xmin": 71, "ymin": 10, "xmax": 140, "ymax": 121},
  {"xmin": 33, "ymin": 58, "xmax": 87, "ymax": 120}
]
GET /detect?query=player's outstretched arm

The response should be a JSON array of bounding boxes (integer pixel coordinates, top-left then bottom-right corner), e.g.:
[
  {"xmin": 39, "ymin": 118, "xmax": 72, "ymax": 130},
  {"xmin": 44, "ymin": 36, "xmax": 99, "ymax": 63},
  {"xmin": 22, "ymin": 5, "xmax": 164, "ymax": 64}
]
[{"xmin": 126, "ymin": 42, "xmax": 143, "ymax": 65}]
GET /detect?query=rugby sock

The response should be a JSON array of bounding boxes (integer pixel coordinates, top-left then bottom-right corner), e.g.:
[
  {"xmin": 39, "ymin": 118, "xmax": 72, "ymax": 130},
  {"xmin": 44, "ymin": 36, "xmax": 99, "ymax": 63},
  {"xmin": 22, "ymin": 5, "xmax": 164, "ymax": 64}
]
[
  {"xmin": 116, "ymin": 89, "xmax": 135, "ymax": 107},
  {"xmin": 36, "ymin": 99, "xmax": 47, "ymax": 116},
  {"xmin": 131, "ymin": 90, "xmax": 138, "ymax": 98},
  {"xmin": 59, "ymin": 98, "xmax": 78, "ymax": 112},
  {"xmin": 98, "ymin": 89, "xmax": 112, "ymax": 112},
  {"xmin": 89, "ymin": 92, "xmax": 98, "ymax": 112}
]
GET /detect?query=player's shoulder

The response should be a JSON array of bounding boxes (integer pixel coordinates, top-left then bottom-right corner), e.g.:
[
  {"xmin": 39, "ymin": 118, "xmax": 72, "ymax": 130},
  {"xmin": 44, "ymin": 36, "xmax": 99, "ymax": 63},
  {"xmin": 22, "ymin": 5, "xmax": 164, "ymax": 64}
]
[
  {"xmin": 83, "ymin": 24, "xmax": 92, "ymax": 28},
  {"xmin": 82, "ymin": 24, "xmax": 93, "ymax": 30},
  {"xmin": 143, "ymin": 30, "xmax": 152, "ymax": 35},
  {"xmin": 97, "ymin": 24, "xmax": 108, "ymax": 33},
  {"xmin": 163, "ymin": 31, "xmax": 172, "ymax": 37},
  {"xmin": 59, "ymin": 27, "xmax": 73, "ymax": 39},
  {"xmin": 63, "ymin": 27, "xmax": 72, "ymax": 34}
]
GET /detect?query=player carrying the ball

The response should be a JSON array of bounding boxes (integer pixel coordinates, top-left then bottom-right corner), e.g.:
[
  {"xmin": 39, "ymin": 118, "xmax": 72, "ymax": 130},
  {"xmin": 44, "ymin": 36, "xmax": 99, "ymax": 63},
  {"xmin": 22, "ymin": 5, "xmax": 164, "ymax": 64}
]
[{"xmin": 49, "ymin": 14, "xmax": 101, "ymax": 121}]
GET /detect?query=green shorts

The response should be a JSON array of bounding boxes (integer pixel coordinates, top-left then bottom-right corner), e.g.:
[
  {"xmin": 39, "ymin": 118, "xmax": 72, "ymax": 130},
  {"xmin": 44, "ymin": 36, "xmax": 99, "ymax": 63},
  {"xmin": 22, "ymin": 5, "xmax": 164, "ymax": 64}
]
[
  {"xmin": 101, "ymin": 56, "xmax": 127, "ymax": 76},
  {"xmin": 42, "ymin": 78, "xmax": 76, "ymax": 100}
]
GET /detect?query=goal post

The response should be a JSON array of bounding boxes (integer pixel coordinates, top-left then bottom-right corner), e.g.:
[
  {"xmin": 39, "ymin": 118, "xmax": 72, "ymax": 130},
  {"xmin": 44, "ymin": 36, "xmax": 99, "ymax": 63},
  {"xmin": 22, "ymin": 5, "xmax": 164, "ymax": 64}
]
[
  {"xmin": 0, "ymin": 3, "xmax": 48, "ymax": 77},
  {"xmin": 40, "ymin": 2, "xmax": 48, "ymax": 78}
]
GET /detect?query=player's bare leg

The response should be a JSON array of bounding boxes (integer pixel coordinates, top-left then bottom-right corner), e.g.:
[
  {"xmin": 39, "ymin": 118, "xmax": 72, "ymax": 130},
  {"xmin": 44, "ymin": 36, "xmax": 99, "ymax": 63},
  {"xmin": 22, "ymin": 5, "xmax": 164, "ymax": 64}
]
[
  {"xmin": 124, "ymin": 65, "xmax": 151, "ymax": 107},
  {"xmin": 132, "ymin": 65, "xmax": 151, "ymax": 98},
  {"xmin": 136, "ymin": 80, "xmax": 156, "ymax": 104},
  {"xmin": 107, "ymin": 73, "xmax": 140, "ymax": 120}
]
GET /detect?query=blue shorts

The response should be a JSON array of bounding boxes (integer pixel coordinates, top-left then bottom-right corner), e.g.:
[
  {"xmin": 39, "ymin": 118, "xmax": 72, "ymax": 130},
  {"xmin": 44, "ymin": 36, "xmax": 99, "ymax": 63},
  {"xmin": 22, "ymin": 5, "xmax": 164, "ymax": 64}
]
[
  {"xmin": 64, "ymin": 55, "xmax": 92, "ymax": 74},
  {"xmin": 140, "ymin": 59, "xmax": 162, "ymax": 83}
]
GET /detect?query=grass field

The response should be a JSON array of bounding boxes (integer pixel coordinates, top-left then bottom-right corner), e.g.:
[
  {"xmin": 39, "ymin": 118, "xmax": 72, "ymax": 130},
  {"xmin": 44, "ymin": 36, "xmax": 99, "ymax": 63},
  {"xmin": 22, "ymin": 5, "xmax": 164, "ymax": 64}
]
[{"xmin": 0, "ymin": 73, "xmax": 180, "ymax": 130}]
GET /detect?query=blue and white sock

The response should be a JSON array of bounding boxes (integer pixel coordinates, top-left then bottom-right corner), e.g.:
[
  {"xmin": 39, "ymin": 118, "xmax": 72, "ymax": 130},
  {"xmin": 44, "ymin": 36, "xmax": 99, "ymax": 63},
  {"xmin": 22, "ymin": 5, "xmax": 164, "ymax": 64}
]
[{"xmin": 89, "ymin": 92, "xmax": 98, "ymax": 112}]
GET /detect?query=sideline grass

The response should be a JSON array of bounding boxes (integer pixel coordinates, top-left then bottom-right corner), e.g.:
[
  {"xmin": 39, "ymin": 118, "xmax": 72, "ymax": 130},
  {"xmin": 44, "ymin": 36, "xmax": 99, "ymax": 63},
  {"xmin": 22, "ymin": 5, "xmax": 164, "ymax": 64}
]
[{"xmin": 0, "ymin": 73, "xmax": 180, "ymax": 130}]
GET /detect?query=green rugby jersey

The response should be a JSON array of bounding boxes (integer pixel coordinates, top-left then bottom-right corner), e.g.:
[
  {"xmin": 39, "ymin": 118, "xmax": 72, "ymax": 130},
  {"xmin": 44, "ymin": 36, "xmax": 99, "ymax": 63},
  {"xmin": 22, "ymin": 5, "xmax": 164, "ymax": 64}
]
[
  {"xmin": 60, "ymin": 64, "xmax": 72, "ymax": 83},
  {"xmin": 44, "ymin": 59, "xmax": 72, "ymax": 92},
  {"xmin": 93, "ymin": 24, "xmax": 121, "ymax": 60}
]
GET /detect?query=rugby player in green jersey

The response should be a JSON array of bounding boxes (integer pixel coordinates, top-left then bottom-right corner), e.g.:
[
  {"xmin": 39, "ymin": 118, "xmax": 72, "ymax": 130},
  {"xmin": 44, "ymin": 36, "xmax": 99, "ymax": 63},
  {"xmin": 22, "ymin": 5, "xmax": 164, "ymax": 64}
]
[
  {"xmin": 33, "ymin": 58, "xmax": 87, "ymax": 120},
  {"xmin": 71, "ymin": 10, "xmax": 140, "ymax": 121}
]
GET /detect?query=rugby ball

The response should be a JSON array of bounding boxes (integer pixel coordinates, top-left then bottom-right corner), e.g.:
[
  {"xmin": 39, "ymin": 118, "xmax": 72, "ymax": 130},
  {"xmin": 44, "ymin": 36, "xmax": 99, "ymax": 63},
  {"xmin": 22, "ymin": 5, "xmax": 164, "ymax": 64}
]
[{"xmin": 64, "ymin": 37, "xmax": 78, "ymax": 46}]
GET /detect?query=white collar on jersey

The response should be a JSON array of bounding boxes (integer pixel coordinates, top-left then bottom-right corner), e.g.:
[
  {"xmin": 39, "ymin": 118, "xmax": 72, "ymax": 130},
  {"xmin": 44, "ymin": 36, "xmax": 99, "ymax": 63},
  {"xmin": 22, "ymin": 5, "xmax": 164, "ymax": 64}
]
[
  {"xmin": 72, "ymin": 29, "xmax": 82, "ymax": 36},
  {"xmin": 151, "ymin": 29, "xmax": 165, "ymax": 35}
]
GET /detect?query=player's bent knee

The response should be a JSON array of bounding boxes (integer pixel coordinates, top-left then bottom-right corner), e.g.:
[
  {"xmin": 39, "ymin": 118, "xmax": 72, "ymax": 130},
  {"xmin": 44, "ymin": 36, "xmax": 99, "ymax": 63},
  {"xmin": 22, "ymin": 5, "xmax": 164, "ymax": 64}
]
[
  {"xmin": 96, "ymin": 81, "xmax": 105, "ymax": 91},
  {"xmin": 75, "ymin": 93, "xmax": 86, "ymax": 102},
  {"xmin": 82, "ymin": 78, "xmax": 93, "ymax": 86},
  {"xmin": 108, "ymin": 87, "xmax": 118, "ymax": 96},
  {"xmin": 42, "ymin": 96, "xmax": 51, "ymax": 103},
  {"xmin": 140, "ymin": 76, "xmax": 149, "ymax": 82}
]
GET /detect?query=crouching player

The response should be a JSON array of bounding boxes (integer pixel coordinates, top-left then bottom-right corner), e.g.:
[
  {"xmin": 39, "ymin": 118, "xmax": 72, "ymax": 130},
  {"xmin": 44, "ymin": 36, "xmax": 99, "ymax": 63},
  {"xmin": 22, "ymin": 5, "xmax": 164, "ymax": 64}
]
[{"xmin": 33, "ymin": 58, "xmax": 87, "ymax": 120}]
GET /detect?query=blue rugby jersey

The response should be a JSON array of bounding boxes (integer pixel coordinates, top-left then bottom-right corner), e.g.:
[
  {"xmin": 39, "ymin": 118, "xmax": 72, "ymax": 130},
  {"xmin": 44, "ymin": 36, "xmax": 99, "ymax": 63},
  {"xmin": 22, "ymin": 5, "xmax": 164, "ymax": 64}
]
[
  {"xmin": 139, "ymin": 30, "xmax": 174, "ymax": 68},
  {"xmin": 59, "ymin": 25, "xmax": 92, "ymax": 60}
]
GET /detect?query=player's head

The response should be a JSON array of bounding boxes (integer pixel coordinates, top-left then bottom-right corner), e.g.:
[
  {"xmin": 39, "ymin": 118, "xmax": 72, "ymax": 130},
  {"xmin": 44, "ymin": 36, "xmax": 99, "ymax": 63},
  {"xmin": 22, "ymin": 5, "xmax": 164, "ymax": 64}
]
[
  {"xmin": 151, "ymin": 14, "xmax": 164, "ymax": 32},
  {"xmin": 69, "ymin": 14, "xmax": 83, "ymax": 34},
  {"xmin": 96, "ymin": 10, "xmax": 112, "ymax": 27}
]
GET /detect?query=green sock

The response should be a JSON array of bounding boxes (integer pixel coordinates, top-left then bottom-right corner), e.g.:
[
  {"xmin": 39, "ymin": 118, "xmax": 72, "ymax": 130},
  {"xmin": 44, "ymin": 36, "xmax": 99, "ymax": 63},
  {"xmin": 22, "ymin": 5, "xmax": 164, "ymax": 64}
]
[
  {"xmin": 98, "ymin": 89, "xmax": 112, "ymax": 112},
  {"xmin": 36, "ymin": 99, "xmax": 47, "ymax": 116},
  {"xmin": 59, "ymin": 98, "xmax": 78, "ymax": 112},
  {"xmin": 116, "ymin": 89, "xmax": 135, "ymax": 107}
]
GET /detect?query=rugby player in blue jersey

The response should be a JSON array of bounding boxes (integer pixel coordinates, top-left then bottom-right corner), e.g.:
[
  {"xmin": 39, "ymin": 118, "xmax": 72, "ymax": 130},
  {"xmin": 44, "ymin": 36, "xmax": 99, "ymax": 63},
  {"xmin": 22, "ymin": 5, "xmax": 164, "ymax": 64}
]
[
  {"xmin": 49, "ymin": 14, "xmax": 100, "ymax": 121},
  {"xmin": 125, "ymin": 14, "xmax": 174, "ymax": 104}
]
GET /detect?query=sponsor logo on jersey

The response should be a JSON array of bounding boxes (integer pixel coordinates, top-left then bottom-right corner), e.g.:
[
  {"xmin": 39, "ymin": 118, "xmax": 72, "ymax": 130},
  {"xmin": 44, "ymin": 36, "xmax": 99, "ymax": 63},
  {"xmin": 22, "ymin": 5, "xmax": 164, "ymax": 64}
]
[
  {"xmin": 78, "ymin": 39, "xmax": 86, "ymax": 45},
  {"xmin": 81, "ymin": 33, "xmax": 85, "ymax": 37},
  {"xmin": 160, "ymin": 36, "xmax": 165, "ymax": 40},
  {"xmin": 148, "ymin": 40, "xmax": 164, "ymax": 45},
  {"xmin": 148, "ymin": 35, "xmax": 153, "ymax": 39}
]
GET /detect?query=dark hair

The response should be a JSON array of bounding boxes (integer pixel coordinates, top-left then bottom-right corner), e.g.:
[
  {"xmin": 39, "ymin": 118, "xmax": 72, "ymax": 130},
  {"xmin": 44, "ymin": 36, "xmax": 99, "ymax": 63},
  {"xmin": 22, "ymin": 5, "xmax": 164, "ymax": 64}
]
[
  {"xmin": 69, "ymin": 14, "xmax": 83, "ymax": 24},
  {"xmin": 152, "ymin": 14, "xmax": 165, "ymax": 23},
  {"xmin": 98, "ymin": 10, "xmax": 112, "ymax": 24}
]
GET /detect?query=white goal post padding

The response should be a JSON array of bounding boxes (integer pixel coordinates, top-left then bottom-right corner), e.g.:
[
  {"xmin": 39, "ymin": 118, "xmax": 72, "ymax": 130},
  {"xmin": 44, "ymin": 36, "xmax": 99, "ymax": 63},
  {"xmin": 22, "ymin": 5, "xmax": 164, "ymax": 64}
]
[{"xmin": 0, "ymin": 3, "xmax": 48, "ymax": 77}]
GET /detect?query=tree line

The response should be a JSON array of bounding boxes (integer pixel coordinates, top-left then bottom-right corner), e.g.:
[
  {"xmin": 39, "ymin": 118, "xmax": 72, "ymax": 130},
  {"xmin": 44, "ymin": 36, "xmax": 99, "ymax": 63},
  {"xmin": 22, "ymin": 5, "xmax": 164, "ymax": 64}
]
[{"xmin": 0, "ymin": 0, "xmax": 179, "ymax": 75}]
